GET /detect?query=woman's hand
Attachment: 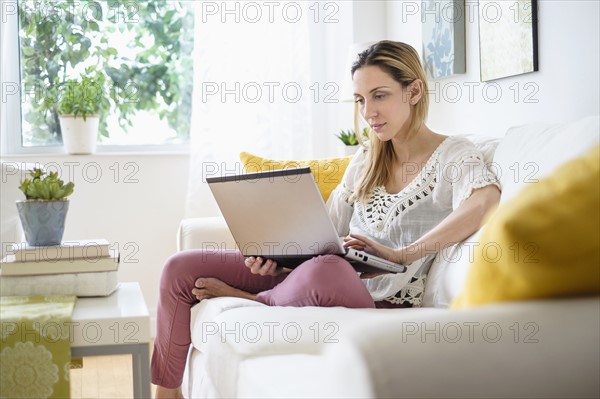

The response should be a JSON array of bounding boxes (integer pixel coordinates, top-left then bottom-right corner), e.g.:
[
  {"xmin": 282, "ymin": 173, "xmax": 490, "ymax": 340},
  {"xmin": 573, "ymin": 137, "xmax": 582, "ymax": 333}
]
[
  {"xmin": 244, "ymin": 256, "xmax": 286, "ymax": 276},
  {"xmin": 343, "ymin": 233, "xmax": 405, "ymax": 265}
]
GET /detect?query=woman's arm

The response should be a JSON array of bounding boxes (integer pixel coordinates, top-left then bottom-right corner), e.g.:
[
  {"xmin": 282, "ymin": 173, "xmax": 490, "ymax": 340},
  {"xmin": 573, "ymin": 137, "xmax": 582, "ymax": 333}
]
[{"xmin": 344, "ymin": 185, "xmax": 501, "ymax": 265}]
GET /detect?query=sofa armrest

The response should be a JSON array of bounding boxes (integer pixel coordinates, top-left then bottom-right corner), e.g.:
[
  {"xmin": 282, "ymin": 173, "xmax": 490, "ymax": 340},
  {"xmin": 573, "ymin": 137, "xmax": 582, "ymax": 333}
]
[
  {"xmin": 324, "ymin": 297, "xmax": 600, "ymax": 398},
  {"xmin": 177, "ymin": 217, "xmax": 235, "ymax": 251}
]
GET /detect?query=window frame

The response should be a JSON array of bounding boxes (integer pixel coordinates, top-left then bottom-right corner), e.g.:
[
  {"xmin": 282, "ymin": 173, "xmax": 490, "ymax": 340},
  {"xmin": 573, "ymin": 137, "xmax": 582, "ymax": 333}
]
[{"xmin": 1, "ymin": 0, "xmax": 189, "ymax": 156}]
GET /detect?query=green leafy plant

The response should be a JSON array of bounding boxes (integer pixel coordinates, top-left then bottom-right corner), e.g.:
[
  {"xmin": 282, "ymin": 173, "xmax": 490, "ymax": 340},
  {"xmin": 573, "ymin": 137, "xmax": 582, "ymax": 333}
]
[
  {"xmin": 57, "ymin": 74, "xmax": 110, "ymax": 121},
  {"xmin": 336, "ymin": 129, "xmax": 358, "ymax": 145},
  {"xmin": 19, "ymin": 168, "xmax": 75, "ymax": 200},
  {"xmin": 335, "ymin": 128, "xmax": 370, "ymax": 146}
]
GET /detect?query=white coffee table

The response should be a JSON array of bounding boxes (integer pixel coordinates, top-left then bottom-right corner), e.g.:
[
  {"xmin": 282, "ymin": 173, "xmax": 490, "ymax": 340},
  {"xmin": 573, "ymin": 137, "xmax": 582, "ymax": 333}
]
[{"xmin": 70, "ymin": 282, "xmax": 151, "ymax": 398}]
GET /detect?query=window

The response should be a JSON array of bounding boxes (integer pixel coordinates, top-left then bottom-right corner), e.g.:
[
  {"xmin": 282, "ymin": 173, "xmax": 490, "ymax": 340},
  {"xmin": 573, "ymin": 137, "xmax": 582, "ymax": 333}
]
[{"xmin": 2, "ymin": 0, "xmax": 194, "ymax": 153}]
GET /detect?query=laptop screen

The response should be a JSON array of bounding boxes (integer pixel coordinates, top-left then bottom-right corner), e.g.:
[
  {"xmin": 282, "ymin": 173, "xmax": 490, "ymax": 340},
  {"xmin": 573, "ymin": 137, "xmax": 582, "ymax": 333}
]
[{"xmin": 207, "ymin": 167, "xmax": 344, "ymax": 259}]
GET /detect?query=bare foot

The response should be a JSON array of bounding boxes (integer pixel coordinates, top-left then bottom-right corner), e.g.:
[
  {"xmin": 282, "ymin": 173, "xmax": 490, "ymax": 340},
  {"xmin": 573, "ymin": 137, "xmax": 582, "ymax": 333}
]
[
  {"xmin": 155, "ymin": 385, "xmax": 183, "ymax": 399},
  {"xmin": 192, "ymin": 277, "xmax": 257, "ymax": 301}
]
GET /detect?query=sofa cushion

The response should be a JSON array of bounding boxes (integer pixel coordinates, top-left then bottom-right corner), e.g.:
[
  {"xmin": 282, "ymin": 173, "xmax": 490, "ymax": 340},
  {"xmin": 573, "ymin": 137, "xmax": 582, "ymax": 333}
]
[
  {"xmin": 452, "ymin": 145, "xmax": 600, "ymax": 308},
  {"xmin": 177, "ymin": 216, "xmax": 235, "ymax": 251},
  {"xmin": 422, "ymin": 230, "xmax": 482, "ymax": 308},
  {"xmin": 239, "ymin": 151, "xmax": 352, "ymax": 202},
  {"xmin": 191, "ymin": 304, "xmax": 436, "ymax": 398},
  {"xmin": 190, "ymin": 299, "xmax": 386, "ymax": 360},
  {"xmin": 192, "ymin": 303, "xmax": 425, "ymax": 355},
  {"xmin": 236, "ymin": 353, "xmax": 374, "ymax": 398},
  {"xmin": 330, "ymin": 296, "xmax": 600, "ymax": 399},
  {"xmin": 190, "ymin": 296, "xmax": 266, "ymax": 350},
  {"xmin": 493, "ymin": 115, "xmax": 599, "ymax": 204}
]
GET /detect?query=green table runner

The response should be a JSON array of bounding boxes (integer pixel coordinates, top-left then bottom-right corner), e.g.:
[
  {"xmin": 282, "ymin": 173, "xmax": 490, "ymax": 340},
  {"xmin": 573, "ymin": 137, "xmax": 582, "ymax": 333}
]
[{"xmin": 1, "ymin": 295, "xmax": 77, "ymax": 399}]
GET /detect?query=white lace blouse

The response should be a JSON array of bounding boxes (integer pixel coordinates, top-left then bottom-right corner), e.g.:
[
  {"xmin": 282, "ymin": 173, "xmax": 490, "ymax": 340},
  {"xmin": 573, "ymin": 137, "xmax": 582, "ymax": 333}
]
[{"xmin": 326, "ymin": 136, "xmax": 499, "ymax": 307}]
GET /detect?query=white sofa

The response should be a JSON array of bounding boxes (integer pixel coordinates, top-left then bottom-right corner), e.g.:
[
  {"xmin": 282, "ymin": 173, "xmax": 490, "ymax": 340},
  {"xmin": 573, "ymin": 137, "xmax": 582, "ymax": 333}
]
[{"xmin": 177, "ymin": 117, "xmax": 600, "ymax": 398}]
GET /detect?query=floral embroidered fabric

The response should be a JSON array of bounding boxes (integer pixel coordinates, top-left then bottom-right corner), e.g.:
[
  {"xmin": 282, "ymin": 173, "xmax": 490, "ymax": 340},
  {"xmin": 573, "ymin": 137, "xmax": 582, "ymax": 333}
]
[
  {"xmin": 0, "ymin": 295, "xmax": 76, "ymax": 398},
  {"xmin": 385, "ymin": 275, "xmax": 427, "ymax": 306},
  {"xmin": 356, "ymin": 155, "xmax": 439, "ymax": 236}
]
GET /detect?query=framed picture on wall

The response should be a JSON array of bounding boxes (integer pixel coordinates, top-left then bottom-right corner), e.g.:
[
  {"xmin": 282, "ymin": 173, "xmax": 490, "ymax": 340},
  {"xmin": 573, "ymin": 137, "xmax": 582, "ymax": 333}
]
[
  {"xmin": 422, "ymin": 0, "xmax": 466, "ymax": 80},
  {"xmin": 479, "ymin": 0, "xmax": 539, "ymax": 81}
]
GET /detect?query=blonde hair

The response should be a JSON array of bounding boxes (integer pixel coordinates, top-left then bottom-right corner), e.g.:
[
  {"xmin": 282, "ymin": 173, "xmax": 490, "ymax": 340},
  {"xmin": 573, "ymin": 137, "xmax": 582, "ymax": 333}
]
[{"xmin": 351, "ymin": 41, "xmax": 429, "ymax": 202}]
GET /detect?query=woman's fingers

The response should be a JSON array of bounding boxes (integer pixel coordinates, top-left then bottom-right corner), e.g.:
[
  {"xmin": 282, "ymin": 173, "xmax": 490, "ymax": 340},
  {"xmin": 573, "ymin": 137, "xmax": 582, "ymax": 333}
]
[
  {"xmin": 245, "ymin": 256, "xmax": 279, "ymax": 276},
  {"xmin": 263, "ymin": 259, "xmax": 280, "ymax": 276},
  {"xmin": 343, "ymin": 237, "xmax": 367, "ymax": 250},
  {"xmin": 258, "ymin": 258, "xmax": 271, "ymax": 275},
  {"xmin": 349, "ymin": 233, "xmax": 373, "ymax": 245},
  {"xmin": 244, "ymin": 256, "xmax": 263, "ymax": 273},
  {"xmin": 258, "ymin": 258, "xmax": 278, "ymax": 276},
  {"xmin": 250, "ymin": 257, "xmax": 264, "ymax": 274},
  {"xmin": 346, "ymin": 234, "xmax": 385, "ymax": 257}
]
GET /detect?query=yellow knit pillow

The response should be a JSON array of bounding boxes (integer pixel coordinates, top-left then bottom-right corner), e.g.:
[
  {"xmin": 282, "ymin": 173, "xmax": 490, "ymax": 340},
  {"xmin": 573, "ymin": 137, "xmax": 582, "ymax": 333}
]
[
  {"xmin": 452, "ymin": 145, "xmax": 600, "ymax": 308},
  {"xmin": 239, "ymin": 152, "xmax": 353, "ymax": 202}
]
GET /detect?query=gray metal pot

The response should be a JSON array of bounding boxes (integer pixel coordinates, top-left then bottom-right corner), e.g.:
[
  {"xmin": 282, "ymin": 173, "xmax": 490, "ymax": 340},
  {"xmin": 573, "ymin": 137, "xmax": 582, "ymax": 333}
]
[{"xmin": 16, "ymin": 199, "xmax": 69, "ymax": 246}]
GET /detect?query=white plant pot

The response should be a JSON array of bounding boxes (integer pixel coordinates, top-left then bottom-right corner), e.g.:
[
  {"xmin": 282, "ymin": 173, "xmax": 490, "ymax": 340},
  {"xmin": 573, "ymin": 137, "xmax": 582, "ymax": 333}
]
[
  {"xmin": 59, "ymin": 115, "xmax": 99, "ymax": 155},
  {"xmin": 341, "ymin": 145, "xmax": 359, "ymax": 157}
]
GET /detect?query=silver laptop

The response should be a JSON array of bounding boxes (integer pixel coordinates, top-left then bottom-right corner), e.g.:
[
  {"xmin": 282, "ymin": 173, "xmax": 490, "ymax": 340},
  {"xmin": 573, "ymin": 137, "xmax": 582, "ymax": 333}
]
[{"xmin": 206, "ymin": 167, "xmax": 406, "ymax": 273}]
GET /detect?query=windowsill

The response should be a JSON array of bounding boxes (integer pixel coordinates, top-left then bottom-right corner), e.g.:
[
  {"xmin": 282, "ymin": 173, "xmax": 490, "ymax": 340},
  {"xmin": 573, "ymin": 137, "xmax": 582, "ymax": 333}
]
[
  {"xmin": 1, "ymin": 150, "xmax": 190, "ymax": 159},
  {"xmin": 1, "ymin": 145, "xmax": 190, "ymax": 159}
]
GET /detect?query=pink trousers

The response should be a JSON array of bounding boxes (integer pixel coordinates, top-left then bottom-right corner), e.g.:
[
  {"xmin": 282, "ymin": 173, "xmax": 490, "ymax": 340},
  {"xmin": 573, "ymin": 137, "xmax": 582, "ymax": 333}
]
[{"xmin": 151, "ymin": 250, "xmax": 389, "ymax": 388}]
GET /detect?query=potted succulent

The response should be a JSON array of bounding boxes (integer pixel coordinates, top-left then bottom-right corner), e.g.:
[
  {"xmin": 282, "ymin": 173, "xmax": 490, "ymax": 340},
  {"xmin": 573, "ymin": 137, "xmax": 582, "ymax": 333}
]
[
  {"xmin": 335, "ymin": 127, "xmax": 369, "ymax": 156},
  {"xmin": 57, "ymin": 73, "xmax": 109, "ymax": 154},
  {"xmin": 17, "ymin": 168, "xmax": 75, "ymax": 246}
]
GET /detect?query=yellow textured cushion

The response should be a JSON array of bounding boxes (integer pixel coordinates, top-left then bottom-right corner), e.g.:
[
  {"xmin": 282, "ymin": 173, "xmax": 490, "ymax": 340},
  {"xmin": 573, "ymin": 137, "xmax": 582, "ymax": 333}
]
[
  {"xmin": 452, "ymin": 145, "xmax": 600, "ymax": 308},
  {"xmin": 239, "ymin": 152, "xmax": 353, "ymax": 202}
]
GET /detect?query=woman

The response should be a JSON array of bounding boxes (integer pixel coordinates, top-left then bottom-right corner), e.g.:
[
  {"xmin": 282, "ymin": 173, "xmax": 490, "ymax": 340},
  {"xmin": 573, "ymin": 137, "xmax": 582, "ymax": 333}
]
[{"xmin": 153, "ymin": 40, "xmax": 501, "ymax": 398}]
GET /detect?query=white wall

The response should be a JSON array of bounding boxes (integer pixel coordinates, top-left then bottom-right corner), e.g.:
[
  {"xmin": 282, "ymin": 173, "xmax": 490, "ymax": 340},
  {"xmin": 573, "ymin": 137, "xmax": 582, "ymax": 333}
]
[
  {"xmin": 1, "ymin": 153, "xmax": 189, "ymax": 334},
  {"xmin": 387, "ymin": 0, "xmax": 600, "ymax": 137},
  {"xmin": 353, "ymin": 1, "xmax": 387, "ymax": 42}
]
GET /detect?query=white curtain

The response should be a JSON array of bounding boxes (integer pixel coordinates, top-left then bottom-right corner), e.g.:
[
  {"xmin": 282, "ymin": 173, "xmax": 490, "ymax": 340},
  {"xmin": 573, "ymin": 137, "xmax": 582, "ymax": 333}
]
[{"xmin": 185, "ymin": 1, "xmax": 353, "ymax": 218}]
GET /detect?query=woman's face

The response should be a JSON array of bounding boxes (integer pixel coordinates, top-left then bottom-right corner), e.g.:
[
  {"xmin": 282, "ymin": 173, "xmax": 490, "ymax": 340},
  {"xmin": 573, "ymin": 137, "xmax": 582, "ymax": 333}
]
[{"xmin": 353, "ymin": 65, "xmax": 414, "ymax": 142}]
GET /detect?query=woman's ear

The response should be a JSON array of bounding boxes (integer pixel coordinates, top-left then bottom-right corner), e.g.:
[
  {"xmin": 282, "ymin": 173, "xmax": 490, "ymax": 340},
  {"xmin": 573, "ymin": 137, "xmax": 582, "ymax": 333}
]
[{"xmin": 408, "ymin": 79, "xmax": 424, "ymax": 105}]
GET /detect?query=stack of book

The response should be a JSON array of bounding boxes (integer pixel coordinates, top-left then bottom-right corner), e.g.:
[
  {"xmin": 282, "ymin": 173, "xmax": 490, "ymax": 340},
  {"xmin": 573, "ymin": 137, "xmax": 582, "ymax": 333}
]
[{"xmin": 0, "ymin": 239, "xmax": 119, "ymax": 297}]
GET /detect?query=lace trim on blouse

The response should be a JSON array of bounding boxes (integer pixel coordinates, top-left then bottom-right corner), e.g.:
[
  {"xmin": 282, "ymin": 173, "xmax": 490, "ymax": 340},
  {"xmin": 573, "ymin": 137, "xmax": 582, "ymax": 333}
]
[
  {"xmin": 337, "ymin": 183, "xmax": 354, "ymax": 205},
  {"xmin": 355, "ymin": 141, "xmax": 446, "ymax": 235},
  {"xmin": 455, "ymin": 152, "xmax": 501, "ymax": 206},
  {"xmin": 383, "ymin": 275, "xmax": 427, "ymax": 307},
  {"xmin": 458, "ymin": 174, "xmax": 500, "ymax": 205}
]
